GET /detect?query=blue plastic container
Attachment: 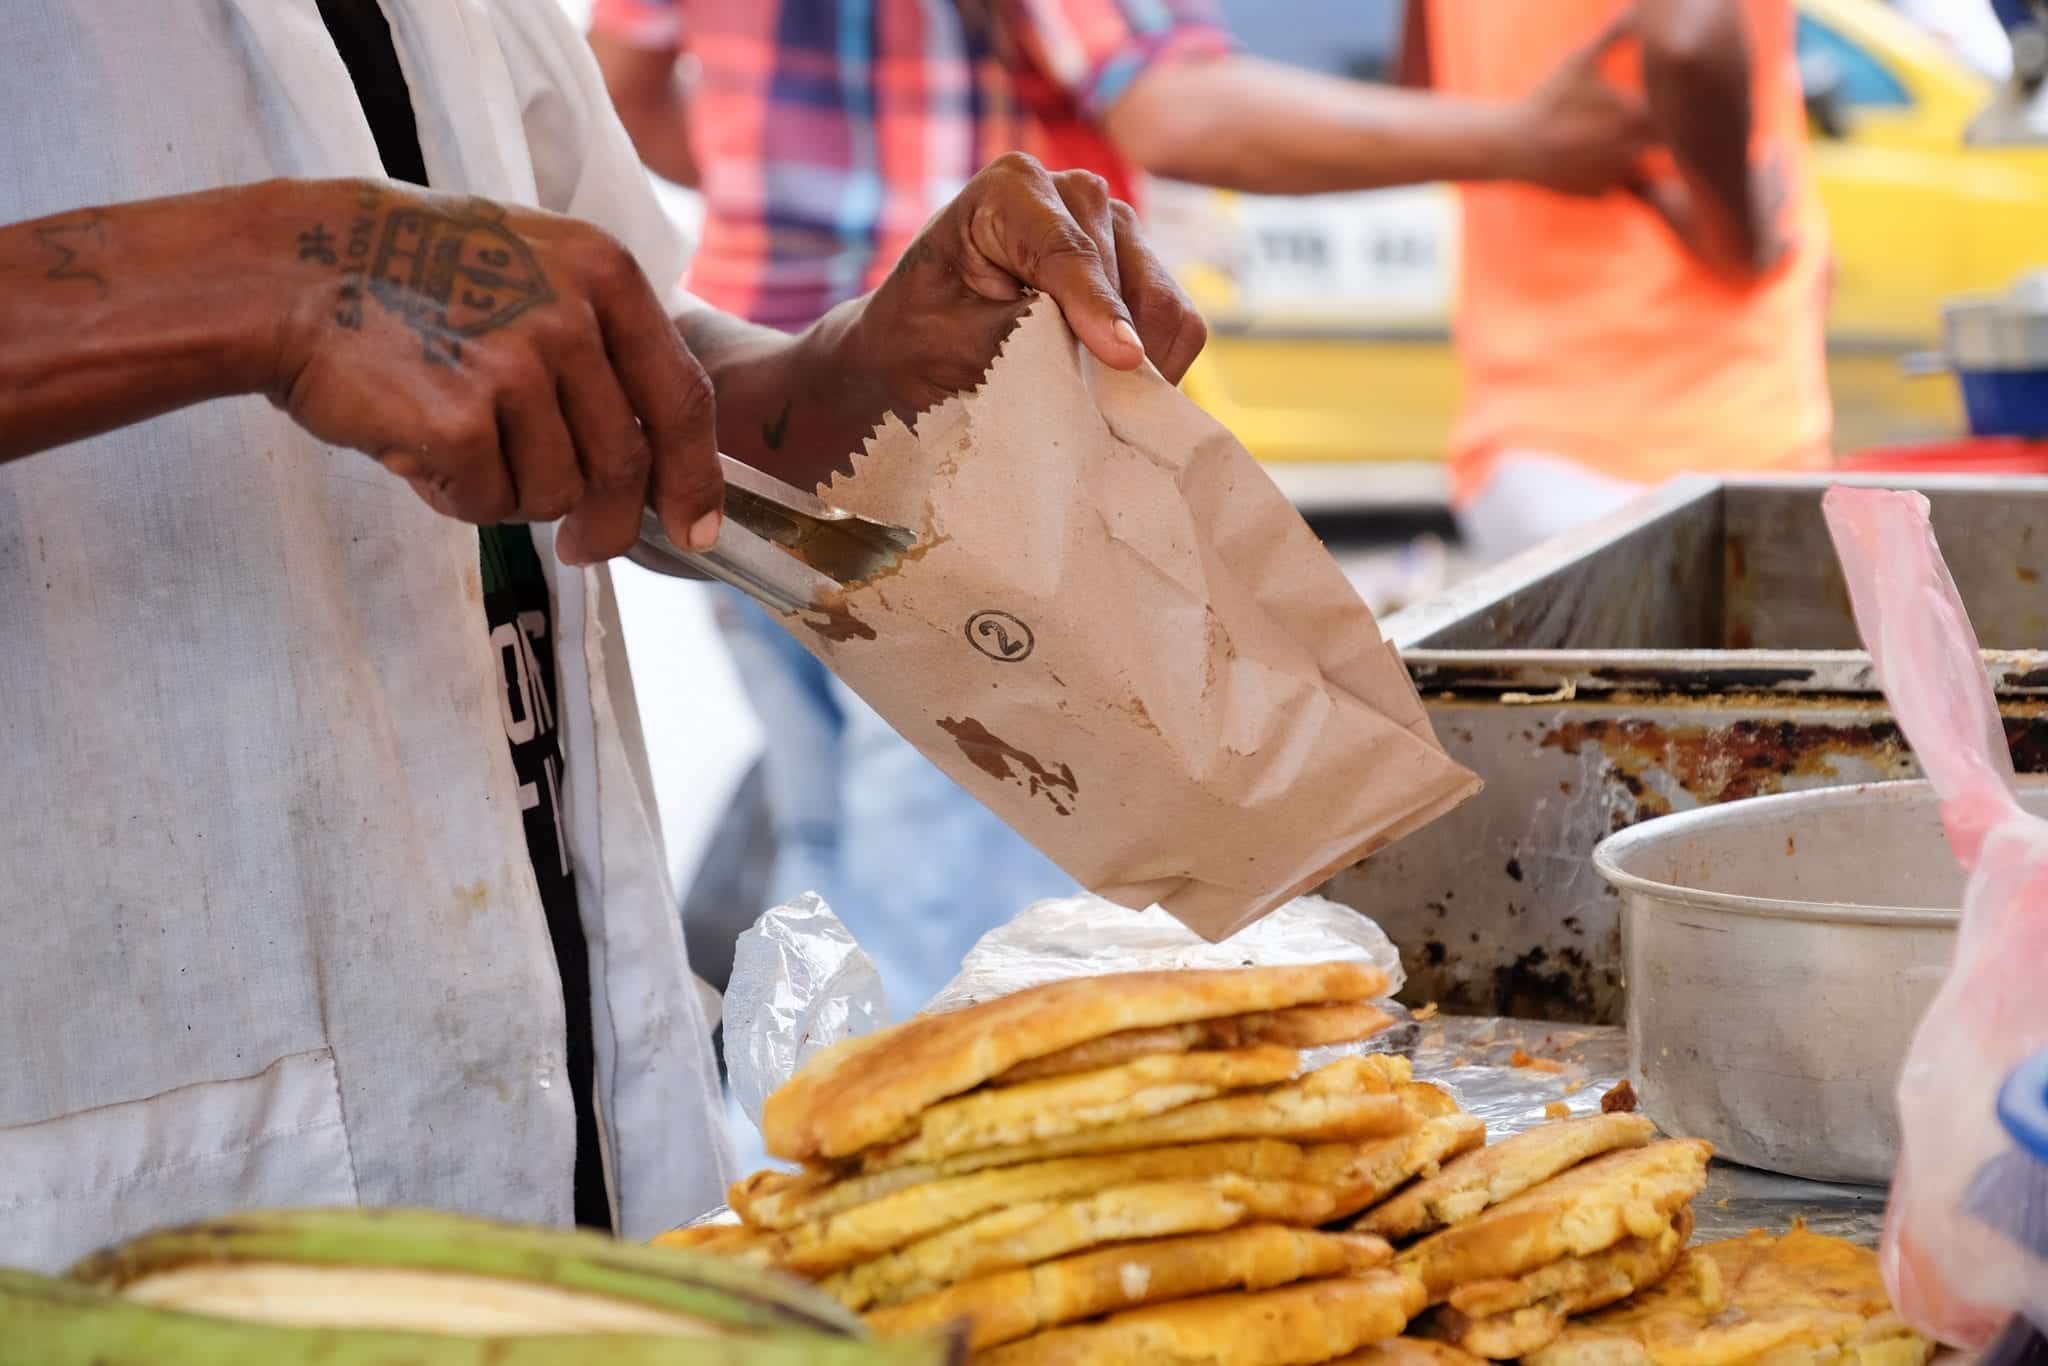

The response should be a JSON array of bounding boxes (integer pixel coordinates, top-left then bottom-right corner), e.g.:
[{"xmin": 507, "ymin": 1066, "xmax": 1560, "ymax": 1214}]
[
  {"xmin": 1958, "ymin": 369, "xmax": 2048, "ymax": 439},
  {"xmin": 1944, "ymin": 277, "xmax": 2048, "ymax": 439}
]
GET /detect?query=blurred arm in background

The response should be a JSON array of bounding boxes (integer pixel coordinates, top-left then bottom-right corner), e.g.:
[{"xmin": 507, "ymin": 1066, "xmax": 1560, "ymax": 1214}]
[
  {"xmin": 1630, "ymin": 0, "xmax": 1786, "ymax": 277},
  {"xmin": 1097, "ymin": 11, "xmax": 1654, "ymax": 199},
  {"xmin": 588, "ymin": 1, "xmax": 700, "ymax": 188}
]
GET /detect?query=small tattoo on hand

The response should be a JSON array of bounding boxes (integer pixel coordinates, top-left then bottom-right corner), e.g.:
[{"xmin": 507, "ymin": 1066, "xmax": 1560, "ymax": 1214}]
[
  {"xmin": 762, "ymin": 399, "xmax": 793, "ymax": 451},
  {"xmin": 296, "ymin": 224, "xmax": 339, "ymax": 266},
  {"xmin": 34, "ymin": 214, "xmax": 111, "ymax": 298},
  {"xmin": 332, "ymin": 190, "xmax": 382, "ymax": 331}
]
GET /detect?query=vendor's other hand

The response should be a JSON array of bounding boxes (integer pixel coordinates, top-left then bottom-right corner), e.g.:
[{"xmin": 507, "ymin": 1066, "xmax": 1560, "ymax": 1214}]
[
  {"xmin": 266, "ymin": 180, "xmax": 720, "ymax": 565},
  {"xmin": 1510, "ymin": 16, "xmax": 1657, "ymax": 197},
  {"xmin": 1625, "ymin": 153, "xmax": 1790, "ymax": 277},
  {"xmin": 845, "ymin": 152, "xmax": 1206, "ymax": 419}
]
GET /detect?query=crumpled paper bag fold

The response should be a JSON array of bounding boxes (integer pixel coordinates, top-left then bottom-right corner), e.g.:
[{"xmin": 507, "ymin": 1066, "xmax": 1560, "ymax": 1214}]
[{"xmin": 782, "ymin": 299, "xmax": 1479, "ymax": 940}]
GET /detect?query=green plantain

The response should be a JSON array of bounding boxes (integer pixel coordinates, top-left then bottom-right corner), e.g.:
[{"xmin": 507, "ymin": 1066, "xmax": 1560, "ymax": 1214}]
[
  {"xmin": 0, "ymin": 1268, "xmax": 963, "ymax": 1366},
  {"xmin": 70, "ymin": 1207, "xmax": 862, "ymax": 1337}
]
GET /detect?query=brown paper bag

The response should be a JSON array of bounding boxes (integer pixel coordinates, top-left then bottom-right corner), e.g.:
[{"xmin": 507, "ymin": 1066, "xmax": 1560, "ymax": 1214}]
[{"xmin": 782, "ymin": 299, "xmax": 1479, "ymax": 941}]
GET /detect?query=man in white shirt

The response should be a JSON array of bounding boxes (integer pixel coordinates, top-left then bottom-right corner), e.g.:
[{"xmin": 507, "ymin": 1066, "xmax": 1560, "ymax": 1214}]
[{"xmin": 0, "ymin": 0, "xmax": 1202, "ymax": 1270}]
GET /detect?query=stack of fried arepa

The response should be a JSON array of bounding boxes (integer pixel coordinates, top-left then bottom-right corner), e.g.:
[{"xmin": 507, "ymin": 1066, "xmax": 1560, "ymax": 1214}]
[{"xmin": 663, "ymin": 965, "xmax": 1906, "ymax": 1366}]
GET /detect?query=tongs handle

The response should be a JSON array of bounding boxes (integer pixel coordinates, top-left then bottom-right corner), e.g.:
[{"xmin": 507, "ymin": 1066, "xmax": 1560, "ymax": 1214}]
[
  {"xmin": 626, "ymin": 453, "xmax": 895, "ymax": 615},
  {"xmin": 626, "ymin": 507, "xmax": 837, "ymax": 616}
]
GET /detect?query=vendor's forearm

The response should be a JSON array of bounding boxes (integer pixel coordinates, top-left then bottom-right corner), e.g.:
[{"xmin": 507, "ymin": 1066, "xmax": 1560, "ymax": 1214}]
[
  {"xmin": 677, "ymin": 298, "xmax": 889, "ymax": 493},
  {"xmin": 1103, "ymin": 55, "xmax": 1526, "ymax": 195},
  {"xmin": 0, "ymin": 186, "xmax": 288, "ymax": 463},
  {"xmin": 1639, "ymin": 0, "xmax": 1765, "ymax": 273}
]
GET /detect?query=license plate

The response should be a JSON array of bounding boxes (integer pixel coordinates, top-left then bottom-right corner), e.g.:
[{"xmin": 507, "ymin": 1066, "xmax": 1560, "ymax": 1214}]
[{"xmin": 1235, "ymin": 187, "xmax": 1455, "ymax": 321}]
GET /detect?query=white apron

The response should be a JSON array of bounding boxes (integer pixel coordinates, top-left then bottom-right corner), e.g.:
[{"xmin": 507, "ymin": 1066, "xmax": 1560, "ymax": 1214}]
[{"xmin": 0, "ymin": 0, "xmax": 730, "ymax": 1270}]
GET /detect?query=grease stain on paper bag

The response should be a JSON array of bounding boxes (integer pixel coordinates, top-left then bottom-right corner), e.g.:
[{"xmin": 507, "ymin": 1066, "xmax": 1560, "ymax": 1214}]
[
  {"xmin": 937, "ymin": 716, "xmax": 1078, "ymax": 816},
  {"xmin": 803, "ymin": 596, "xmax": 876, "ymax": 643}
]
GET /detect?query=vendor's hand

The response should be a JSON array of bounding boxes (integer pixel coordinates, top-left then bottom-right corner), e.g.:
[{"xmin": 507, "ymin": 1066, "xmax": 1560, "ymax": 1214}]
[
  {"xmin": 265, "ymin": 179, "xmax": 722, "ymax": 565},
  {"xmin": 842, "ymin": 152, "xmax": 1207, "ymax": 419},
  {"xmin": 1625, "ymin": 153, "xmax": 1790, "ymax": 277},
  {"xmin": 1508, "ymin": 16, "xmax": 1657, "ymax": 197}
]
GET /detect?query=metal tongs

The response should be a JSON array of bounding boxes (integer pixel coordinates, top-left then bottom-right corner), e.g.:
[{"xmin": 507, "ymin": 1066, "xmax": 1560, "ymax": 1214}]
[{"xmin": 627, "ymin": 454, "xmax": 917, "ymax": 614}]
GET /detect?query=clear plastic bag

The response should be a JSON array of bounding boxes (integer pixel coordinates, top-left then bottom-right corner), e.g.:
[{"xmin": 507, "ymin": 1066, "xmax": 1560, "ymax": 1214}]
[
  {"xmin": 1823, "ymin": 486, "xmax": 2048, "ymax": 1345},
  {"xmin": 722, "ymin": 893, "xmax": 890, "ymax": 1130},
  {"xmin": 924, "ymin": 892, "xmax": 1405, "ymax": 1014},
  {"xmin": 723, "ymin": 889, "xmax": 1406, "ymax": 1124}
]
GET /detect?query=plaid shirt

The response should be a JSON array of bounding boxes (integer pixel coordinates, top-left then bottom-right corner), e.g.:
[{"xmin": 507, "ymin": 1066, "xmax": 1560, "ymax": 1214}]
[{"xmin": 589, "ymin": 0, "xmax": 1231, "ymax": 329}]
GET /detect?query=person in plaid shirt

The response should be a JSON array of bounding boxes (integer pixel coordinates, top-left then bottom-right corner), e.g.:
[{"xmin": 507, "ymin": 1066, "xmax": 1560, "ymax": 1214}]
[
  {"xmin": 589, "ymin": 0, "xmax": 1234, "ymax": 330},
  {"xmin": 588, "ymin": 0, "xmax": 1656, "ymax": 1010}
]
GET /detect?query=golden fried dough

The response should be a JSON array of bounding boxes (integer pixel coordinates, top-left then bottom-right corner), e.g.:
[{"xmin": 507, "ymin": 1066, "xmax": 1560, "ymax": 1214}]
[
  {"xmin": 1318, "ymin": 1111, "xmax": 1487, "ymax": 1222},
  {"xmin": 822, "ymin": 1176, "xmax": 1342, "ymax": 1311},
  {"xmin": 767, "ymin": 1142, "xmax": 1305, "ymax": 1272},
  {"xmin": 993, "ymin": 1003, "xmax": 1395, "ymax": 1086},
  {"xmin": 857, "ymin": 1055, "xmax": 1416, "ymax": 1178},
  {"xmin": 650, "ymin": 1222, "xmax": 748, "ymax": 1250},
  {"xmin": 1396, "ymin": 1140, "xmax": 1712, "ymax": 1302},
  {"xmin": 1445, "ymin": 1207, "xmax": 1692, "ymax": 1321},
  {"xmin": 1358, "ymin": 1114, "xmax": 1657, "ymax": 1242},
  {"xmin": 972, "ymin": 1269, "xmax": 1426, "ymax": 1366},
  {"xmin": 885, "ymin": 1046, "xmax": 1302, "ymax": 1168},
  {"xmin": 764, "ymin": 1099, "xmax": 1457, "ymax": 1276},
  {"xmin": 1325, "ymin": 1338, "xmax": 1490, "ymax": 1366},
  {"xmin": 647, "ymin": 1222, "xmax": 780, "ymax": 1266},
  {"xmin": 1432, "ymin": 1306, "xmax": 1566, "ymax": 1363},
  {"xmin": 1525, "ymin": 1226, "xmax": 1934, "ymax": 1366},
  {"xmin": 764, "ymin": 963, "xmax": 1389, "ymax": 1161},
  {"xmin": 1391, "ymin": 1082, "xmax": 1460, "ymax": 1122},
  {"xmin": 1420, "ymin": 1210, "xmax": 1693, "ymax": 1359},
  {"xmin": 730, "ymin": 1164, "xmax": 892, "ymax": 1231},
  {"xmin": 735, "ymin": 1062, "xmax": 1427, "ymax": 1245},
  {"xmin": 866, "ymin": 1224, "xmax": 1391, "ymax": 1351}
]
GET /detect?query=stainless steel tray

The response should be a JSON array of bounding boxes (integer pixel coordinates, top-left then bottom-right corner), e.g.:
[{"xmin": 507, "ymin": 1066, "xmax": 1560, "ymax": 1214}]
[{"xmin": 1337, "ymin": 473, "xmax": 2048, "ymax": 1024}]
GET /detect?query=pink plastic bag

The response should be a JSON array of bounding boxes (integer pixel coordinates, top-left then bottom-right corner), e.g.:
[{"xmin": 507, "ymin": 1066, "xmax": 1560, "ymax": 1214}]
[{"xmin": 1823, "ymin": 486, "xmax": 2048, "ymax": 1346}]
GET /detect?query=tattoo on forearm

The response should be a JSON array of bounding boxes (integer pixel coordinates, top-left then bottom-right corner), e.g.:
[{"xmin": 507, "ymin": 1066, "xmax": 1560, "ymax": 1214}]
[
  {"xmin": 302, "ymin": 187, "xmax": 553, "ymax": 367},
  {"xmin": 762, "ymin": 399, "xmax": 793, "ymax": 450},
  {"xmin": 33, "ymin": 214, "xmax": 111, "ymax": 298}
]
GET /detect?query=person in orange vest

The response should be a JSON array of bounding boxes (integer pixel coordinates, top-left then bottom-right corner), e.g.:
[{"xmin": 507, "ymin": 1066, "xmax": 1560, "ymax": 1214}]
[{"xmin": 1409, "ymin": 0, "xmax": 1832, "ymax": 562}]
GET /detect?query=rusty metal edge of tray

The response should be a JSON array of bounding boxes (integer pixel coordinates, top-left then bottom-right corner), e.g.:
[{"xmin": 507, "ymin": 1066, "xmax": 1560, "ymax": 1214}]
[{"xmin": 1401, "ymin": 647, "xmax": 2048, "ymax": 698}]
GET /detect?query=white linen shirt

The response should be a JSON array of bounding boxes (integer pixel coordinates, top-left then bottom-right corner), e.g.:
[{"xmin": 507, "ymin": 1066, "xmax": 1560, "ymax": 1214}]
[{"xmin": 0, "ymin": 0, "xmax": 731, "ymax": 1269}]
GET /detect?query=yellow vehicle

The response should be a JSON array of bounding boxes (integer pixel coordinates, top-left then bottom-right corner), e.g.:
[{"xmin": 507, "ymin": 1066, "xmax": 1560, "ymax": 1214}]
[{"xmin": 1160, "ymin": 0, "xmax": 2048, "ymax": 475}]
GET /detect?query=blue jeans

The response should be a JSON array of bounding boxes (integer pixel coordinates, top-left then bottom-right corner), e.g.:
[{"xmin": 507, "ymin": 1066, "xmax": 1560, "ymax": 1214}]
[{"xmin": 714, "ymin": 591, "xmax": 1078, "ymax": 1011}]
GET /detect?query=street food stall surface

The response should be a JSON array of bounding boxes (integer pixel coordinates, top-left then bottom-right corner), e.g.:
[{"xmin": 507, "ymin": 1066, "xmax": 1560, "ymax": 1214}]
[{"xmin": 1341, "ymin": 473, "xmax": 2048, "ymax": 1024}]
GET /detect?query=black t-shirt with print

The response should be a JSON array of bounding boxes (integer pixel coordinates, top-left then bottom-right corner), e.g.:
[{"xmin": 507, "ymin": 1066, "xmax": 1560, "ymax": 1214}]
[{"xmin": 314, "ymin": 0, "xmax": 609, "ymax": 1231}]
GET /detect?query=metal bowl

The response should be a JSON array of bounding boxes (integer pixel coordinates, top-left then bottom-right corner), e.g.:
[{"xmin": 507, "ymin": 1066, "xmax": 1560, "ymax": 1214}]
[
  {"xmin": 1591, "ymin": 782, "xmax": 2048, "ymax": 1184},
  {"xmin": 1943, "ymin": 276, "xmax": 2048, "ymax": 437}
]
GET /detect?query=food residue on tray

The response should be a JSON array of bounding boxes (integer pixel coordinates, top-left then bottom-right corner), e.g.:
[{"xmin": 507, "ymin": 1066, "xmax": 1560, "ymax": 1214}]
[
  {"xmin": 1602, "ymin": 1078, "xmax": 1639, "ymax": 1113},
  {"xmin": 1509, "ymin": 1048, "xmax": 1566, "ymax": 1074}
]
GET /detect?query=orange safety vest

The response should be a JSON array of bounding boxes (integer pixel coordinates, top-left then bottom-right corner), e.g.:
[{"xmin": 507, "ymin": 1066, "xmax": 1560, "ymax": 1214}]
[{"xmin": 1426, "ymin": 0, "xmax": 1833, "ymax": 503}]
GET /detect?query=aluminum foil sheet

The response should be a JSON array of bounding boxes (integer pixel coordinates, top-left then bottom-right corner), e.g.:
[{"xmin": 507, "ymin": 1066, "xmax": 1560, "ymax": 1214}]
[{"xmin": 1403, "ymin": 1016, "xmax": 1887, "ymax": 1247}]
